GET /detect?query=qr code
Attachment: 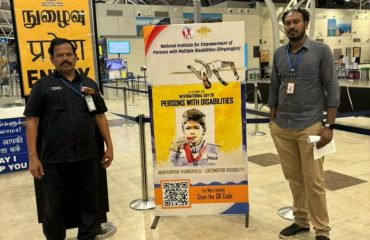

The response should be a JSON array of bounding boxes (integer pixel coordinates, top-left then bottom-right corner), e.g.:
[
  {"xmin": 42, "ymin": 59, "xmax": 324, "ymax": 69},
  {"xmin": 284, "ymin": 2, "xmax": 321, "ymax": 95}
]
[{"xmin": 162, "ymin": 180, "xmax": 190, "ymax": 208}]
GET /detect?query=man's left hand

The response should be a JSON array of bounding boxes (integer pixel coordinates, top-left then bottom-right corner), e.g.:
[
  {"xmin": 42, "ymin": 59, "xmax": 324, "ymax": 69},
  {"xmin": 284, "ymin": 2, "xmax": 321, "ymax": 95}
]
[
  {"xmin": 101, "ymin": 148, "xmax": 113, "ymax": 168},
  {"xmin": 316, "ymin": 127, "xmax": 333, "ymax": 149}
]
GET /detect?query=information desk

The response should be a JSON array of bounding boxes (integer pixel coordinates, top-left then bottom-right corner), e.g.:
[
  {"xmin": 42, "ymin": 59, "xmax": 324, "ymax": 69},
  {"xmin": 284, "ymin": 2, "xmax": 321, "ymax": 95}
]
[{"xmin": 245, "ymin": 79, "xmax": 370, "ymax": 115}]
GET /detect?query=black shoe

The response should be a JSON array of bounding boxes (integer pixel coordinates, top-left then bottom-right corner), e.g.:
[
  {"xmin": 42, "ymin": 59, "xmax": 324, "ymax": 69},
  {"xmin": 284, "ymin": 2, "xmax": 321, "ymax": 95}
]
[
  {"xmin": 279, "ymin": 223, "xmax": 310, "ymax": 239},
  {"xmin": 96, "ymin": 226, "xmax": 108, "ymax": 235},
  {"xmin": 316, "ymin": 236, "xmax": 330, "ymax": 240}
]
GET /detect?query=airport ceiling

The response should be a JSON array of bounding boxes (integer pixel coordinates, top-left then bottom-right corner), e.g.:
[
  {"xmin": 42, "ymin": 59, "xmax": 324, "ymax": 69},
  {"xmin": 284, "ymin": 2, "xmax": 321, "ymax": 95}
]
[
  {"xmin": 0, "ymin": 0, "xmax": 369, "ymax": 41},
  {"xmin": 97, "ymin": 0, "xmax": 369, "ymax": 9}
]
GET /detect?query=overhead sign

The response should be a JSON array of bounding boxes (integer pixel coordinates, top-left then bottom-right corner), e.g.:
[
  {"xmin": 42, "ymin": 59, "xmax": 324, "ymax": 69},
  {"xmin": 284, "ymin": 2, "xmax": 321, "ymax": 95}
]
[{"xmin": 10, "ymin": 0, "xmax": 99, "ymax": 96}]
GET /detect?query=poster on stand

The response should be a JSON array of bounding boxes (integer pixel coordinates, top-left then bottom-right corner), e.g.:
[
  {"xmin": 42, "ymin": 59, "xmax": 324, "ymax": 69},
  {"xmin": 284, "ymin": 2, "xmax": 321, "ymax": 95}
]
[
  {"xmin": 144, "ymin": 22, "xmax": 248, "ymax": 216},
  {"xmin": 10, "ymin": 0, "xmax": 99, "ymax": 96}
]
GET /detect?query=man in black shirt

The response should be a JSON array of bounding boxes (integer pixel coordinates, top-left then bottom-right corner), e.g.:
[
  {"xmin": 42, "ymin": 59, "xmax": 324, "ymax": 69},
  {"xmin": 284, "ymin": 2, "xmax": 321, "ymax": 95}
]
[{"xmin": 24, "ymin": 38, "xmax": 113, "ymax": 240}]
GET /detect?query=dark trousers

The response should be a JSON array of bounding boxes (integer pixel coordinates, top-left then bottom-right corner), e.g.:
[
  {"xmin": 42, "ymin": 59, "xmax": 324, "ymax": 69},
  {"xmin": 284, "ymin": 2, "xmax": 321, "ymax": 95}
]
[{"xmin": 42, "ymin": 159, "xmax": 99, "ymax": 240}]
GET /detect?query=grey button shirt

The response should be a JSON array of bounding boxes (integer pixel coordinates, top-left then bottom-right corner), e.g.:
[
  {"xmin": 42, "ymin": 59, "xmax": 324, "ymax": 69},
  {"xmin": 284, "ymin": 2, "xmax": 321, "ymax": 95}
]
[{"xmin": 268, "ymin": 37, "xmax": 340, "ymax": 129}]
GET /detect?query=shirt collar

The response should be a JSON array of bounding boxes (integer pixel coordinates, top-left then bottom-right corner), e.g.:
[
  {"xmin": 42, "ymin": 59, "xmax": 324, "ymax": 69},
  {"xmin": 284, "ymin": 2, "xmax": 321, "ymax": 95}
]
[
  {"xmin": 287, "ymin": 36, "xmax": 310, "ymax": 53},
  {"xmin": 302, "ymin": 36, "xmax": 310, "ymax": 50},
  {"xmin": 191, "ymin": 139, "xmax": 206, "ymax": 152},
  {"xmin": 54, "ymin": 70, "xmax": 81, "ymax": 82}
]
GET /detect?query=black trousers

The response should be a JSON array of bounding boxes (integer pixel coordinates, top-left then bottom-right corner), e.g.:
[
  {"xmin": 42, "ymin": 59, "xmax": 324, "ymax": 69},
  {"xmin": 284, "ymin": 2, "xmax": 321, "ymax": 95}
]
[{"xmin": 42, "ymin": 158, "xmax": 99, "ymax": 240}]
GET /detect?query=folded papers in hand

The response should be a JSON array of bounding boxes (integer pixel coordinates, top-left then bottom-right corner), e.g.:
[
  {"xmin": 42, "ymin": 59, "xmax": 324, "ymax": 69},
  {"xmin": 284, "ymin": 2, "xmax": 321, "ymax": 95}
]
[{"xmin": 307, "ymin": 135, "xmax": 336, "ymax": 160}]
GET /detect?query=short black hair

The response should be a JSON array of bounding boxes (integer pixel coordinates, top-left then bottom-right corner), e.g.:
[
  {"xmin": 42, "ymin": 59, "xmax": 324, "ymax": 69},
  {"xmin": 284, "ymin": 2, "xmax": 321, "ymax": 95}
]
[
  {"xmin": 48, "ymin": 38, "xmax": 77, "ymax": 56},
  {"xmin": 182, "ymin": 108, "xmax": 206, "ymax": 132},
  {"xmin": 282, "ymin": 8, "xmax": 310, "ymax": 24}
]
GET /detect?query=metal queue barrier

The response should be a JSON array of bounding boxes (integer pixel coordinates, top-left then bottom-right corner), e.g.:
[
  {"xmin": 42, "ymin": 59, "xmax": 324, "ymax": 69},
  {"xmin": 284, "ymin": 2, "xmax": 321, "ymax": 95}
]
[
  {"xmin": 245, "ymin": 78, "xmax": 370, "ymax": 115},
  {"xmin": 125, "ymin": 75, "xmax": 148, "ymax": 96},
  {"xmin": 130, "ymin": 75, "xmax": 148, "ymax": 94},
  {"xmin": 245, "ymin": 72, "xmax": 293, "ymax": 221},
  {"xmin": 130, "ymin": 114, "xmax": 155, "ymax": 210},
  {"xmin": 278, "ymin": 206, "xmax": 294, "ymax": 221},
  {"xmin": 112, "ymin": 113, "xmax": 155, "ymax": 211},
  {"xmin": 102, "ymin": 75, "xmax": 148, "ymax": 100},
  {"xmin": 104, "ymin": 75, "xmax": 155, "ymax": 210},
  {"xmin": 246, "ymin": 68, "xmax": 267, "ymax": 136},
  {"xmin": 103, "ymin": 85, "xmax": 149, "ymax": 125},
  {"xmin": 249, "ymin": 79, "xmax": 266, "ymax": 136}
]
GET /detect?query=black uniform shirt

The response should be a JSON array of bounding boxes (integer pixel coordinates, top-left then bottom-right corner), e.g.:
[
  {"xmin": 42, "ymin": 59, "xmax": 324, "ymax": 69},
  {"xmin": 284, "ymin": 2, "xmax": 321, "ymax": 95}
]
[{"xmin": 24, "ymin": 71, "xmax": 107, "ymax": 163}]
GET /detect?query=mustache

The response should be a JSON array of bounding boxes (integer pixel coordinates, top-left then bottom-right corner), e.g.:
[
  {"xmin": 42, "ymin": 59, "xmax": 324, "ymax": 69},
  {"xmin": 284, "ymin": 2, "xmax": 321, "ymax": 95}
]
[{"xmin": 60, "ymin": 61, "xmax": 72, "ymax": 66}]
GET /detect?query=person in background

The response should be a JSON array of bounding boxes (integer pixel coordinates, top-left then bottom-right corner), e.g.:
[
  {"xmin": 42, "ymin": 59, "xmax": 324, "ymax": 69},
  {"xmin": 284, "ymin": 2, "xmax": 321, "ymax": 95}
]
[
  {"xmin": 337, "ymin": 54, "xmax": 344, "ymax": 67},
  {"xmin": 0, "ymin": 76, "xmax": 10, "ymax": 96},
  {"xmin": 24, "ymin": 38, "xmax": 113, "ymax": 240},
  {"xmin": 336, "ymin": 55, "xmax": 346, "ymax": 78},
  {"xmin": 268, "ymin": 8, "xmax": 340, "ymax": 240}
]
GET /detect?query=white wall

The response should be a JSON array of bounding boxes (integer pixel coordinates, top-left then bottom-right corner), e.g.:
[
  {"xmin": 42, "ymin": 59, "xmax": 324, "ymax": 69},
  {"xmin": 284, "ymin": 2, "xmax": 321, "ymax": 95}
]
[
  {"xmin": 96, "ymin": 3, "xmax": 370, "ymax": 76},
  {"xmin": 259, "ymin": 7, "xmax": 370, "ymax": 63}
]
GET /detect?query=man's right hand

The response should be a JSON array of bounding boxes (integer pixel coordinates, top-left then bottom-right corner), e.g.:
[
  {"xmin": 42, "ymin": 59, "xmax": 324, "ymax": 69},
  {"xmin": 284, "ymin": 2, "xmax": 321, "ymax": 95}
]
[
  {"xmin": 29, "ymin": 156, "xmax": 44, "ymax": 179},
  {"xmin": 171, "ymin": 137, "xmax": 186, "ymax": 152}
]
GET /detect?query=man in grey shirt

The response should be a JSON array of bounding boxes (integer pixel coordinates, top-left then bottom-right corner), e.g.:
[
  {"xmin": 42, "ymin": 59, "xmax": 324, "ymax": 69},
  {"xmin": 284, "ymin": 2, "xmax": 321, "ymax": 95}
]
[{"xmin": 268, "ymin": 8, "xmax": 340, "ymax": 240}]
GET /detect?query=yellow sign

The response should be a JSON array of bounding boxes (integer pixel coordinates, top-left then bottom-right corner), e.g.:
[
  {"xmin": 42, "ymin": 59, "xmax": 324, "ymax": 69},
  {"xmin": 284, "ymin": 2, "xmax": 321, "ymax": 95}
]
[
  {"xmin": 152, "ymin": 83, "xmax": 243, "ymax": 165},
  {"xmin": 11, "ymin": 0, "xmax": 97, "ymax": 96}
]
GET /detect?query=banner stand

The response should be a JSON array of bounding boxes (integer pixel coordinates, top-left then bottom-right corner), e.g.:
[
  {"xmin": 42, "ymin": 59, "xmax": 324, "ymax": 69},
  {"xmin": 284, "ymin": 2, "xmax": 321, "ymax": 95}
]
[
  {"xmin": 145, "ymin": 22, "xmax": 249, "ymax": 231},
  {"xmin": 150, "ymin": 216, "xmax": 160, "ymax": 229},
  {"xmin": 129, "ymin": 114, "xmax": 155, "ymax": 210},
  {"xmin": 151, "ymin": 214, "xmax": 249, "ymax": 229}
]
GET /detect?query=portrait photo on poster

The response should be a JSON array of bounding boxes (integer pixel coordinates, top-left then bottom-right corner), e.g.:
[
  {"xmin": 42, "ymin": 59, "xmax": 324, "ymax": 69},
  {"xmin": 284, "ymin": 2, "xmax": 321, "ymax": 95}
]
[{"xmin": 169, "ymin": 106, "xmax": 220, "ymax": 167}]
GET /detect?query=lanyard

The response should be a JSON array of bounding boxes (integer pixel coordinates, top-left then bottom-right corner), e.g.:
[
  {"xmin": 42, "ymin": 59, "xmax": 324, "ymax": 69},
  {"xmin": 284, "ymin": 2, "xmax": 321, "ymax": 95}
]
[
  {"xmin": 183, "ymin": 141, "xmax": 207, "ymax": 165},
  {"xmin": 286, "ymin": 47, "xmax": 305, "ymax": 76},
  {"xmin": 58, "ymin": 77, "xmax": 83, "ymax": 97}
]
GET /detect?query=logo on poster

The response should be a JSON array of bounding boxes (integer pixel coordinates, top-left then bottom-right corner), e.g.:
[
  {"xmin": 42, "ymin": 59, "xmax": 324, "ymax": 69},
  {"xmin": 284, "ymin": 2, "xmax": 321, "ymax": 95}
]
[
  {"xmin": 182, "ymin": 26, "xmax": 194, "ymax": 39},
  {"xmin": 197, "ymin": 26, "xmax": 211, "ymax": 37}
]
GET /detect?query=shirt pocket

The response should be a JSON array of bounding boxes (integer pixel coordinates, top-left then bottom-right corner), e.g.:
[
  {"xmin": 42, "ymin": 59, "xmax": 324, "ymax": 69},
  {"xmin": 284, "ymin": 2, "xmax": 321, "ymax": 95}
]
[
  {"xmin": 298, "ymin": 61, "xmax": 320, "ymax": 80},
  {"xmin": 43, "ymin": 89, "xmax": 68, "ymax": 111}
]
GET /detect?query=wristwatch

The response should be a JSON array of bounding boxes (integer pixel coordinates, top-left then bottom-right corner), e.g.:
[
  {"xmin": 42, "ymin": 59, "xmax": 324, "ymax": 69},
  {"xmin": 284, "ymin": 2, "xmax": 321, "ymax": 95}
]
[{"xmin": 323, "ymin": 123, "xmax": 335, "ymax": 130}]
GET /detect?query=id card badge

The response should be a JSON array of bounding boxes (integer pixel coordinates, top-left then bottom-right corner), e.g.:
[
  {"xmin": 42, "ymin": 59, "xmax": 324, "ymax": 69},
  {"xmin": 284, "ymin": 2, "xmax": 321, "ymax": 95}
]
[
  {"xmin": 287, "ymin": 81, "xmax": 295, "ymax": 95},
  {"xmin": 85, "ymin": 95, "xmax": 97, "ymax": 112}
]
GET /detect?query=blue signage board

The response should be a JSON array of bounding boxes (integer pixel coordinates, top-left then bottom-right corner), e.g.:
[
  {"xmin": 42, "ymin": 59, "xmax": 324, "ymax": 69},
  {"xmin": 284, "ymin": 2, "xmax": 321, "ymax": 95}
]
[{"xmin": 0, "ymin": 117, "xmax": 28, "ymax": 174}]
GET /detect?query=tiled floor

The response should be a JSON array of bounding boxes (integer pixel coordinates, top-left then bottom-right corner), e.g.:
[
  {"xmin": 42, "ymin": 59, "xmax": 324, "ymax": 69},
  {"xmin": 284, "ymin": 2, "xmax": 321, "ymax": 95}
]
[
  {"xmin": 324, "ymin": 170, "xmax": 367, "ymax": 191},
  {"xmin": 248, "ymin": 153, "xmax": 280, "ymax": 167},
  {"xmin": 1, "ymin": 94, "xmax": 369, "ymax": 240}
]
